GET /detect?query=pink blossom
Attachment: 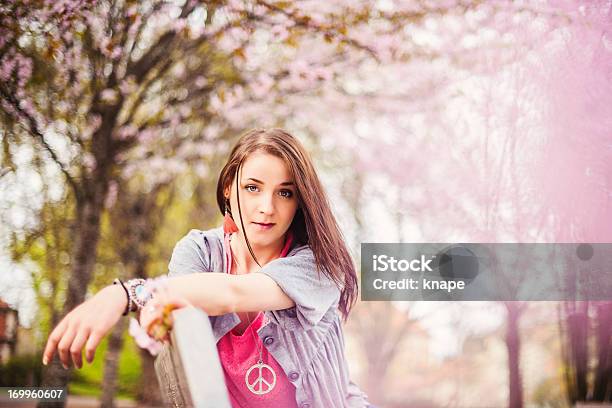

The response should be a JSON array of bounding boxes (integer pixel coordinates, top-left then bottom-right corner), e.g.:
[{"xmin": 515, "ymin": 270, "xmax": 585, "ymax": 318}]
[
  {"xmin": 194, "ymin": 163, "xmax": 208, "ymax": 178},
  {"xmin": 174, "ymin": 63, "xmax": 186, "ymax": 78},
  {"xmin": 137, "ymin": 129, "xmax": 156, "ymax": 144},
  {"xmin": 119, "ymin": 77, "xmax": 137, "ymax": 95},
  {"xmin": 271, "ymin": 24, "xmax": 289, "ymax": 42},
  {"xmin": 209, "ymin": 94, "xmax": 223, "ymax": 112},
  {"xmin": 100, "ymin": 88, "xmax": 118, "ymax": 103},
  {"xmin": 194, "ymin": 75, "xmax": 207, "ymax": 88},
  {"xmin": 18, "ymin": 99, "xmax": 35, "ymax": 117},
  {"xmin": 82, "ymin": 153, "xmax": 96, "ymax": 171},
  {"xmin": 110, "ymin": 47, "xmax": 122, "ymax": 60},
  {"xmin": 128, "ymin": 318, "xmax": 163, "ymax": 356},
  {"xmin": 0, "ymin": 58, "xmax": 16, "ymax": 82},
  {"xmin": 312, "ymin": 67, "xmax": 332, "ymax": 81},
  {"xmin": 179, "ymin": 105, "xmax": 191, "ymax": 118},
  {"xmin": 226, "ymin": 0, "xmax": 245, "ymax": 12},
  {"xmin": 122, "ymin": 163, "xmax": 137, "ymax": 179},
  {"xmin": 0, "ymin": 99, "xmax": 17, "ymax": 117},
  {"xmin": 203, "ymin": 124, "xmax": 221, "ymax": 141},
  {"xmin": 104, "ymin": 181, "xmax": 118, "ymax": 209},
  {"xmin": 62, "ymin": 31, "xmax": 73, "ymax": 43},
  {"xmin": 172, "ymin": 19, "xmax": 187, "ymax": 33},
  {"xmin": 0, "ymin": 34, "xmax": 9, "ymax": 50},
  {"xmin": 89, "ymin": 114, "xmax": 102, "ymax": 132},
  {"xmin": 218, "ymin": 27, "xmax": 249, "ymax": 51},
  {"xmin": 99, "ymin": 36, "xmax": 111, "ymax": 53},
  {"xmin": 126, "ymin": 4, "xmax": 138, "ymax": 17},
  {"xmin": 166, "ymin": 158, "xmax": 187, "ymax": 175},
  {"xmin": 115, "ymin": 124, "xmax": 137, "ymax": 141},
  {"xmin": 17, "ymin": 56, "xmax": 33, "ymax": 86},
  {"xmin": 169, "ymin": 113, "xmax": 181, "ymax": 127},
  {"xmin": 250, "ymin": 80, "xmax": 270, "ymax": 98}
]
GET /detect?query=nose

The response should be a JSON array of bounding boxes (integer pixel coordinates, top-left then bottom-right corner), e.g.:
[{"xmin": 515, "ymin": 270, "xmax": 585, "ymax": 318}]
[{"xmin": 257, "ymin": 192, "xmax": 275, "ymax": 215}]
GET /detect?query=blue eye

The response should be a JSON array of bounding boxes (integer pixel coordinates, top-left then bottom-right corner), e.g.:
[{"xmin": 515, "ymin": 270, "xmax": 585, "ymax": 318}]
[
  {"xmin": 245, "ymin": 185, "xmax": 259, "ymax": 192},
  {"xmin": 279, "ymin": 190, "xmax": 293, "ymax": 198}
]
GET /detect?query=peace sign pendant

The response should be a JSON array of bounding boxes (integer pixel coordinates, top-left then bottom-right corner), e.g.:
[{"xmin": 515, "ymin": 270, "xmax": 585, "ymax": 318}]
[{"xmin": 245, "ymin": 360, "xmax": 276, "ymax": 395}]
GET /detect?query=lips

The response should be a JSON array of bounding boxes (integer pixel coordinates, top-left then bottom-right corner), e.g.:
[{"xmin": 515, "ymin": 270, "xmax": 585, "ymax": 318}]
[
  {"xmin": 254, "ymin": 222, "xmax": 275, "ymax": 227},
  {"xmin": 253, "ymin": 222, "xmax": 275, "ymax": 230}
]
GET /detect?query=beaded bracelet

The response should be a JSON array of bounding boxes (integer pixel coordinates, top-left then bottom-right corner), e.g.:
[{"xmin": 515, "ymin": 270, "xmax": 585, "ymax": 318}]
[{"xmin": 125, "ymin": 278, "xmax": 153, "ymax": 309}]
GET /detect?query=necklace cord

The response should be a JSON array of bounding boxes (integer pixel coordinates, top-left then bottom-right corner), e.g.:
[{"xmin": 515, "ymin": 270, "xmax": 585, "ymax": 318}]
[{"xmin": 230, "ymin": 242, "xmax": 264, "ymax": 361}]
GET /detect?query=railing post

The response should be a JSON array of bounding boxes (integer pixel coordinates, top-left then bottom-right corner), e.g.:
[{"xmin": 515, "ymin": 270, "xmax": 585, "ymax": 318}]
[{"xmin": 154, "ymin": 307, "xmax": 231, "ymax": 408}]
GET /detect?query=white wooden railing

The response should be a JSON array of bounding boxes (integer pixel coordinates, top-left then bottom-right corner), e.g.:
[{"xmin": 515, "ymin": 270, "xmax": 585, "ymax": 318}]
[{"xmin": 154, "ymin": 307, "xmax": 231, "ymax": 408}]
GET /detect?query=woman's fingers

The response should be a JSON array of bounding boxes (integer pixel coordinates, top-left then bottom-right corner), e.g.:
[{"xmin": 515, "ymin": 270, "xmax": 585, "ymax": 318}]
[
  {"xmin": 151, "ymin": 284, "xmax": 169, "ymax": 303},
  {"xmin": 42, "ymin": 284, "xmax": 128, "ymax": 368},
  {"xmin": 42, "ymin": 318, "xmax": 91, "ymax": 369},
  {"xmin": 141, "ymin": 301, "xmax": 160, "ymax": 330},
  {"xmin": 57, "ymin": 324, "xmax": 77, "ymax": 369},
  {"xmin": 42, "ymin": 318, "xmax": 68, "ymax": 366},
  {"xmin": 172, "ymin": 297, "xmax": 191, "ymax": 309},
  {"xmin": 70, "ymin": 327, "xmax": 91, "ymax": 369},
  {"xmin": 152, "ymin": 282, "xmax": 190, "ymax": 309},
  {"xmin": 85, "ymin": 330, "xmax": 103, "ymax": 364}
]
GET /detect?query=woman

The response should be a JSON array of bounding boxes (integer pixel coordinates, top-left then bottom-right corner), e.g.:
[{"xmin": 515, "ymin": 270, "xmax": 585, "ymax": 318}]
[{"xmin": 43, "ymin": 128, "xmax": 371, "ymax": 407}]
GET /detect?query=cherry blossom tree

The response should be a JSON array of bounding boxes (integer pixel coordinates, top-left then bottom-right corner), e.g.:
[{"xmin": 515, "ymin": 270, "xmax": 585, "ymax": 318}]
[
  {"xmin": 530, "ymin": 2, "xmax": 612, "ymax": 403},
  {"xmin": 236, "ymin": 1, "xmax": 611, "ymax": 406}
]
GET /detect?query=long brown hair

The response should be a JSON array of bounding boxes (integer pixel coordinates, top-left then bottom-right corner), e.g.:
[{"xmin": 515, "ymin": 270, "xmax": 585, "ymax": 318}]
[{"xmin": 216, "ymin": 128, "xmax": 358, "ymax": 321}]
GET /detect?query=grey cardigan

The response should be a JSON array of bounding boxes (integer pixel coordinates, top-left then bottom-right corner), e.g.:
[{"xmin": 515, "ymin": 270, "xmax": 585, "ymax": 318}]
[{"xmin": 167, "ymin": 227, "xmax": 370, "ymax": 408}]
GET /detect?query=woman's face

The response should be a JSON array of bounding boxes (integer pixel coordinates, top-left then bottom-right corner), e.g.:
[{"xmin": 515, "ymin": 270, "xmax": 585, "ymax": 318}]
[{"xmin": 226, "ymin": 151, "xmax": 299, "ymax": 249}]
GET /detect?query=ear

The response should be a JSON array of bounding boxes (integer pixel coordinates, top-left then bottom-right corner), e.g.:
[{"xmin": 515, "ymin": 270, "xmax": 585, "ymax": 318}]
[{"xmin": 223, "ymin": 185, "xmax": 230, "ymax": 200}]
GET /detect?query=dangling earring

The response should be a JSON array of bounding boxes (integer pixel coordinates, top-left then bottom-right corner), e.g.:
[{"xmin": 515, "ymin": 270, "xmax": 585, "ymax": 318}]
[{"xmin": 223, "ymin": 200, "xmax": 239, "ymax": 234}]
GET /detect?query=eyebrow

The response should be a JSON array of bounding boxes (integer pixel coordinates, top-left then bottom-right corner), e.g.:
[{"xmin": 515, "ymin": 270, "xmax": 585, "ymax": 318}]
[{"xmin": 247, "ymin": 177, "xmax": 295, "ymax": 186}]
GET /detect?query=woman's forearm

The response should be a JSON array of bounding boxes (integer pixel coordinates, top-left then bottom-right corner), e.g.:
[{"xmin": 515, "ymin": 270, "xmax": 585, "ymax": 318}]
[
  {"xmin": 163, "ymin": 272, "xmax": 294, "ymax": 316},
  {"xmin": 165, "ymin": 273, "xmax": 236, "ymax": 316}
]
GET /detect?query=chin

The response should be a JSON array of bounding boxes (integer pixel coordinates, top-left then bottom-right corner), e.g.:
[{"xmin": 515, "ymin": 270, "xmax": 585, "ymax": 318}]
[{"xmin": 248, "ymin": 230, "xmax": 283, "ymax": 246}]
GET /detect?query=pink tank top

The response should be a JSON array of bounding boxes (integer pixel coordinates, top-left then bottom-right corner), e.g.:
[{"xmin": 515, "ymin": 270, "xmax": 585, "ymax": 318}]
[{"xmin": 216, "ymin": 233, "xmax": 298, "ymax": 408}]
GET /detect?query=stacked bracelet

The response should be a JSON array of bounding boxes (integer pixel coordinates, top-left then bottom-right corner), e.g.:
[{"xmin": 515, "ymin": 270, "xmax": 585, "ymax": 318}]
[
  {"xmin": 114, "ymin": 278, "xmax": 153, "ymax": 314},
  {"xmin": 125, "ymin": 278, "xmax": 153, "ymax": 309}
]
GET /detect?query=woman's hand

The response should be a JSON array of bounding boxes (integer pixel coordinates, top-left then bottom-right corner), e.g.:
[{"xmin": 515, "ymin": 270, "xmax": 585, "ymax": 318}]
[
  {"xmin": 42, "ymin": 285, "xmax": 127, "ymax": 369},
  {"xmin": 139, "ymin": 281, "xmax": 191, "ymax": 342}
]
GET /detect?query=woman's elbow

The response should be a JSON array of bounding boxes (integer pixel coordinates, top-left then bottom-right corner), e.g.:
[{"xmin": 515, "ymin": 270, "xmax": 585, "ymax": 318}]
[
  {"xmin": 205, "ymin": 278, "xmax": 239, "ymax": 316},
  {"xmin": 216, "ymin": 294, "xmax": 238, "ymax": 316}
]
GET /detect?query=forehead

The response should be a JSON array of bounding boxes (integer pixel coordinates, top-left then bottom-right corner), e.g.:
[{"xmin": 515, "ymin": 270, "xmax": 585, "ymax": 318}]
[{"xmin": 240, "ymin": 151, "xmax": 293, "ymax": 183}]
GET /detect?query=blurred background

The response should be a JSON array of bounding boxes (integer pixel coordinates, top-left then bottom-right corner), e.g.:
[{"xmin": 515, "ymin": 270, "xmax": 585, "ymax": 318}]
[{"xmin": 0, "ymin": 0, "xmax": 611, "ymax": 407}]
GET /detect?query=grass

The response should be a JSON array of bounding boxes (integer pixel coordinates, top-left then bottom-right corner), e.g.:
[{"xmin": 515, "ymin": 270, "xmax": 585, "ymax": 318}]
[{"xmin": 70, "ymin": 328, "xmax": 142, "ymax": 400}]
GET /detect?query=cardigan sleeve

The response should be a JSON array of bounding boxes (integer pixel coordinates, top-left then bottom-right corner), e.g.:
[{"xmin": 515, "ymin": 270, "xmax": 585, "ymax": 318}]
[
  {"xmin": 167, "ymin": 229, "xmax": 215, "ymax": 276},
  {"xmin": 258, "ymin": 245, "xmax": 341, "ymax": 331}
]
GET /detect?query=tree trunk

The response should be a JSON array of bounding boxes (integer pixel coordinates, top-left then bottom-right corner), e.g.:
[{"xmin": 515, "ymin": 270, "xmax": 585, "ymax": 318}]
[
  {"xmin": 38, "ymin": 359, "xmax": 71, "ymax": 408},
  {"xmin": 365, "ymin": 352, "xmax": 388, "ymax": 404},
  {"xmin": 38, "ymin": 198, "xmax": 106, "ymax": 408},
  {"xmin": 359, "ymin": 303, "xmax": 412, "ymax": 406},
  {"xmin": 108, "ymin": 182, "xmax": 173, "ymax": 407},
  {"xmin": 64, "ymin": 190, "xmax": 107, "ymax": 313},
  {"xmin": 592, "ymin": 302, "xmax": 611, "ymax": 401},
  {"xmin": 138, "ymin": 348, "xmax": 163, "ymax": 406},
  {"xmin": 568, "ymin": 305, "xmax": 589, "ymax": 402},
  {"xmin": 39, "ymin": 160, "xmax": 111, "ymax": 407},
  {"xmin": 505, "ymin": 302, "xmax": 524, "ymax": 408},
  {"xmin": 100, "ymin": 318, "xmax": 127, "ymax": 408}
]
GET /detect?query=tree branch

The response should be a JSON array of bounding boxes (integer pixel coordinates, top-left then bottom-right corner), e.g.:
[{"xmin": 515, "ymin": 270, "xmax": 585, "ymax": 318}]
[
  {"xmin": 256, "ymin": 0, "xmax": 380, "ymax": 61},
  {"xmin": 126, "ymin": 2, "xmax": 165, "ymax": 65},
  {"xmin": 0, "ymin": 86, "xmax": 82, "ymax": 200},
  {"xmin": 126, "ymin": 30, "xmax": 177, "ymax": 81}
]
